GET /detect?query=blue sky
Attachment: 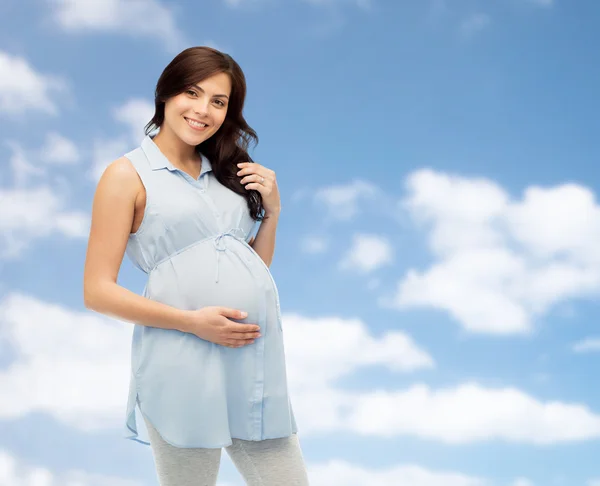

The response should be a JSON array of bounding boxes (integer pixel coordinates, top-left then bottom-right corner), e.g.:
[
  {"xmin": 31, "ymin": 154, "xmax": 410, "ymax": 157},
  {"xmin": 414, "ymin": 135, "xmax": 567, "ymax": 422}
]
[{"xmin": 1, "ymin": 0, "xmax": 600, "ymax": 484}]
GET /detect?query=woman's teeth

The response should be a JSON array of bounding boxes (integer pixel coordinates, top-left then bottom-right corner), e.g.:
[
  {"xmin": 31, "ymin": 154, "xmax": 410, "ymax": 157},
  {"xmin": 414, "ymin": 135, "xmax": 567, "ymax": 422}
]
[{"xmin": 186, "ymin": 118, "xmax": 208, "ymax": 129}]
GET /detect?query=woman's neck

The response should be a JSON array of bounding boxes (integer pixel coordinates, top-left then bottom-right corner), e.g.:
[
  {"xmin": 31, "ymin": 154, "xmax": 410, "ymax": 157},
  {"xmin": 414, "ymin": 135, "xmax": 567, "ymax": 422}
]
[{"xmin": 153, "ymin": 126, "xmax": 200, "ymax": 169}]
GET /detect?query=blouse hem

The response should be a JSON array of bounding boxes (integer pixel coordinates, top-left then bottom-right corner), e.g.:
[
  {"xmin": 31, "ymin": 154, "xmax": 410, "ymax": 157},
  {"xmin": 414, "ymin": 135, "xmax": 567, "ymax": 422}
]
[{"xmin": 125, "ymin": 395, "xmax": 298, "ymax": 449}]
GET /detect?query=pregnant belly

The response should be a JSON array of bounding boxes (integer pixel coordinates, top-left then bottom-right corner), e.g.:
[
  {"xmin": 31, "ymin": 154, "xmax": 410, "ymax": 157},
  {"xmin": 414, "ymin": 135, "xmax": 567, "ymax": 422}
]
[{"xmin": 145, "ymin": 239, "xmax": 267, "ymax": 322}]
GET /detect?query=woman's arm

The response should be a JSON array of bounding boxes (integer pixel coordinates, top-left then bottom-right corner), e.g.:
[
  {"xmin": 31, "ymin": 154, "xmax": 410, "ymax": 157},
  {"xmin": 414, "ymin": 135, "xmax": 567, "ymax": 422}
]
[
  {"xmin": 83, "ymin": 157, "xmax": 192, "ymax": 332},
  {"xmin": 249, "ymin": 211, "xmax": 280, "ymax": 267}
]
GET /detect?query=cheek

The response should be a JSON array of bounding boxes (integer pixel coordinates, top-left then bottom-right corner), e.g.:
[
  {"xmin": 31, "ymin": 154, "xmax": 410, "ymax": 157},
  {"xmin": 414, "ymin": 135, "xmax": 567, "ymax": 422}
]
[
  {"xmin": 164, "ymin": 100, "xmax": 183, "ymax": 123},
  {"xmin": 167, "ymin": 95, "xmax": 190, "ymax": 116},
  {"xmin": 214, "ymin": 112, "xmax": 227, "ymax": 128}
]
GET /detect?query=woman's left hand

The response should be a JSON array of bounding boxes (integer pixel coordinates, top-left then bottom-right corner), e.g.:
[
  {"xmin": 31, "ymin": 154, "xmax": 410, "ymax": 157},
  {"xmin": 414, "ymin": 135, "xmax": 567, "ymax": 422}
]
[{"xmin": 237, "ymin": 162, "xmax": 281, "ymax": 217}]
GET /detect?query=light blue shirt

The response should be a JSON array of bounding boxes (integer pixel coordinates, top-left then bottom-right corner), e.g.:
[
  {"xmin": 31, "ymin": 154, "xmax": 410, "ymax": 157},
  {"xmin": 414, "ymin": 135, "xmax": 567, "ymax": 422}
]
[{"xmin": 123, "ymin": 135, "xmax": 297, "ymax": 448}]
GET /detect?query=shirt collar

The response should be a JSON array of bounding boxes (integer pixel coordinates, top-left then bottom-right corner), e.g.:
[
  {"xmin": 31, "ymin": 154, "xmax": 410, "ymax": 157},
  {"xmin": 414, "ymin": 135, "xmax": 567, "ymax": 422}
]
[{"xmin": 141, "ymin": 135, "xmax": 213, "ymax": 175}]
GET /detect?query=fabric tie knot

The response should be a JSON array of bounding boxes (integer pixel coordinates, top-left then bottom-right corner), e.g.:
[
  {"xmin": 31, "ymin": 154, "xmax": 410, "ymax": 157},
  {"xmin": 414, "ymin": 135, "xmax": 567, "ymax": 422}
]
[{"xmin": 212, "ymin": 227, "xmax": 248, "ymax": 282}]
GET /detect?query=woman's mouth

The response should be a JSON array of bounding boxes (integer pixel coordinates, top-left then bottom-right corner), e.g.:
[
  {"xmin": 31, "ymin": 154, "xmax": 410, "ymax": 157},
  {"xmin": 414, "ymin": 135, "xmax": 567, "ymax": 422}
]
[{"xmin": 185, "ymin": 117, "xmax": 209, "ymax": 131}]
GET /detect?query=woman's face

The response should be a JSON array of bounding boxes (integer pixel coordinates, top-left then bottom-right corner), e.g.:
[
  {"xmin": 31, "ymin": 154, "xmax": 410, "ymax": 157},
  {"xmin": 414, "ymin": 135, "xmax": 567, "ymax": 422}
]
[{"xmin": 163, "ymin": 71, "xmax": 232, "ymax": 147}]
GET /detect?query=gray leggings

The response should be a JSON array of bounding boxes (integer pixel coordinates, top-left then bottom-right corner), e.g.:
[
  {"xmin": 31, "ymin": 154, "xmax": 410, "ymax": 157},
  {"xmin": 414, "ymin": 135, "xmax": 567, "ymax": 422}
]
[{"xmin": 144, "ymin": 416, "xmax": 310, "ymax": 486}]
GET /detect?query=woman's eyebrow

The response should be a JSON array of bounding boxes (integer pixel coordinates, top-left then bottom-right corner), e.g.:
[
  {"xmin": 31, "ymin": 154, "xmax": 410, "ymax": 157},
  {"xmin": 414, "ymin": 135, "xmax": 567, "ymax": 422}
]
[{"xmin": 192, "ymin": 84, "xmax": 230, "ymax": 100}]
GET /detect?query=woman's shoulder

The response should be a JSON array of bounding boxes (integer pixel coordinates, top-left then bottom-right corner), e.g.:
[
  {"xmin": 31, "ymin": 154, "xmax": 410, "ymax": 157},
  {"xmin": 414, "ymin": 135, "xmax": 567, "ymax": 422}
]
[
  {"xmin": 104, "ymin": 156, "xmax": 138, "ymax": 179},
  {"xmin": 97, "ymin": 156, "xmax": 144, "ymax": 196}
]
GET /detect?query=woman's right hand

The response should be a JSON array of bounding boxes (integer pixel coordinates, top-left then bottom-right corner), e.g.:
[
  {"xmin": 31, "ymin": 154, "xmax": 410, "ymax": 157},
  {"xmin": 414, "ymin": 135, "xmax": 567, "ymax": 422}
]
[{"xmin": 185, "ymin": 307, "xmax": 261, "ymax": 348}]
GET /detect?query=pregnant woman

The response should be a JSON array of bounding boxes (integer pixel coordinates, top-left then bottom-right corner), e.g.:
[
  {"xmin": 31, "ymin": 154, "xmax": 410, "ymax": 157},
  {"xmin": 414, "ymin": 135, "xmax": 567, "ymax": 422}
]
[{"xmin": 83, "ymin": 46, "xmax": 309, "ymax": 486}]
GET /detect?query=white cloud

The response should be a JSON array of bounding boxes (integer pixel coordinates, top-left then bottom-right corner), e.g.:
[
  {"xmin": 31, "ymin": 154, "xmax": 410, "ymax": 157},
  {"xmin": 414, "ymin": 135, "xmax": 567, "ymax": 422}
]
[
  {"xmin": 89, "ymin": 137, "xmax": 131, "ymax": 182},
  {"xmin": 48, "ymin": 0, "xmax": 187, "ymax": 51},
  {"xmin": 344, "ymin": 382, "xmax": 600, "ymax": 444},
  {"xmin": 220, "ymin": 458, "xmax": 532, "ymax": 486},
  {"xmin": 6, "ymin": 141, "xmax": 41, "ymax": 188},
  {"xmin": 0, "ymin": 51, "xmax": 67, "ymax": 115},
  {"xmin": 0, "ymin": 296, "xmax": 432, "ymax": 434},
  {"xmin": 300, "ymin": 235, "xmax": 329, "ymax": 254},
  {"xmin": 339, "ymin": 233, "xmax": 393, "ymax": 273},
  {"xmin": 0, "ymin": 293, "xmax": 131, "ymax": 429},
  {"xmin": 282, "ymin": 315, "xmax": 600, "ymax": 445},
  {"xmin": 309, "ymin": 460, "xmax": 487, "ymax": 486},
  {"xmin": 284, "ymin": 313, "xmax": 434, "ymax": 391},
  {"xmin": 505, "ymin": 184, "xmax": 600, "ymax": 265},
  {"xmin": 0, "ymin": 447, "xmax": 537, "ymax": 486},
  {"xmin": 460, "ymin": 13, "xmax": 491, "ymax": 38},
  {"xmin": 1, "ymin": 134, "xmax": 86, "ymax": 257},
  {"xmin": 89, "ymin": 98, "xmax": 154, "ymax": 181},
  {"xmin": 0, "ymin": 187, "xmax": 89, "ymax": 259},
  {"xmin": 0, "ymin": 449, "xmax": 143, "ymax": 486},
  {"xmin": 587, "ymin": 480, "xmax": 600, "ymax": 486},
  {"xmin": 112, "ymin": 98, "xmax": 155, "ymax": 144},
  {"xmin": 5, "ymin": 134, "xmax": 79, "ymax": 188},
  {"xmin": 314, "ymin": 179, "xmax": 380, "ymax": 220},
  {"xmin": 39, "ymin": 132, "xmax": 80, "ymax": 165},
  {"xmin": 387, "ymin": 169, "xmax": 600, "ymax": 335},
  {"xmin": 572, "ymin": 337, "xmax": 600, "ymax": 353},
  {"xmin": 2, "ymin": 295, "xmax": 599, "ymax": 447}
]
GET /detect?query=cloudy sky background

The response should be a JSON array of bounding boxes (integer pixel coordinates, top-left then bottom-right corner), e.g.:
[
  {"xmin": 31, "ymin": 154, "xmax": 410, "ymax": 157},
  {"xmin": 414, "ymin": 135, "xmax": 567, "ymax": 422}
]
[{"xmin": 1, "ymin": 0, "xmax": 600, "ymax": 484}]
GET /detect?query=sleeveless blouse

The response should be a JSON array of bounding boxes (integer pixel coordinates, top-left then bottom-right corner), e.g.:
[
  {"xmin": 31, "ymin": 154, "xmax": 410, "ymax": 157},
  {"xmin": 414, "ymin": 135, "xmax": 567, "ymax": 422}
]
[{"xmin": 122, "ymin": 135, "xmax": 297, "ymax": 448}]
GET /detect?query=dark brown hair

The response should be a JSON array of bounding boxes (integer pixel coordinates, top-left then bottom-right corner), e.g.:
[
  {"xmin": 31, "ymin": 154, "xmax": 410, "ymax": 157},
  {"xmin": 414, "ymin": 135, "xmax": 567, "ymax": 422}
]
[{"xmin": 145, "ymin": 46, "xmax": 263, "ymax": 221}]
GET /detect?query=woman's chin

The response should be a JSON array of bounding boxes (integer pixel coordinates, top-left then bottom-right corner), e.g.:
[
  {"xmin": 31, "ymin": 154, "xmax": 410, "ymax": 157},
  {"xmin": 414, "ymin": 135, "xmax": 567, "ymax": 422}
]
[{"xmin": 175, "ymin": 126, "xmax": 210, "ymax": 146}]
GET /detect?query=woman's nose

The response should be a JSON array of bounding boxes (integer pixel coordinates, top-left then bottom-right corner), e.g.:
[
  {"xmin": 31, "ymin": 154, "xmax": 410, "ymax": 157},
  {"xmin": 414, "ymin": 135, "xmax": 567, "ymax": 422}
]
[{"xmin": 193, "ymin": 101, "xmax": 210, "ymax": 116}]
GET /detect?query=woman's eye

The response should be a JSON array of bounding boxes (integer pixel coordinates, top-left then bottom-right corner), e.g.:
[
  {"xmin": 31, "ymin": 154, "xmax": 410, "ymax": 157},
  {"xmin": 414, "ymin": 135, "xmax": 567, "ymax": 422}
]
[
  {"xmin": 214, "ymin": 99, "xmax": 225, "ymax": 107},
  {"xmin": 186, "ymin": 90, "xmax": 196, "ymax": 96}
]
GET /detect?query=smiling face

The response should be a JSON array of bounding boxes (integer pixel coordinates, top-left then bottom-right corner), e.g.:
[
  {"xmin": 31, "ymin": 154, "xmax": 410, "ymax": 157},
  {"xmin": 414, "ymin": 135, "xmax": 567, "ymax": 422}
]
[{"xmin": 162, "ymin": 71, "xmax": 232, "ymax": 147}]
